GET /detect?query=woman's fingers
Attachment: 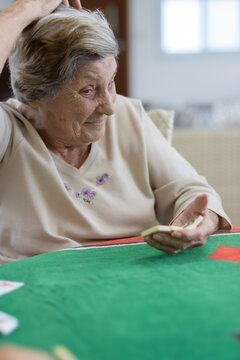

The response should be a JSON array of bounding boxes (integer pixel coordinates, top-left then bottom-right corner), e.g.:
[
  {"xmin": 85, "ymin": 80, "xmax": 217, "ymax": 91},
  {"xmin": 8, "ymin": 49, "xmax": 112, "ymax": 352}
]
[
  {"xmin": 69, "ymin": 0, "xmax": 82, "ymax": 8},
  {"xmin": 145, "ymin": 233, "xmax": 205, "ymax": 254},
  {"xmin": 157, "ymin": 230, "xmax": 204, "ymax": 249},
  {"xmin": 146, "ymin": 236, "xmax": 181, "ymax": 255},
  {"xmin": 144, "ymin": 226, "xmax": 207, "ymax": 255},
  {"xmin": 61, "ymin": 0, "xmax": 82, "ymax": 9},
  {"xmin": 62, "ymin": 0, "xmax": 70, "ymax": 6}
]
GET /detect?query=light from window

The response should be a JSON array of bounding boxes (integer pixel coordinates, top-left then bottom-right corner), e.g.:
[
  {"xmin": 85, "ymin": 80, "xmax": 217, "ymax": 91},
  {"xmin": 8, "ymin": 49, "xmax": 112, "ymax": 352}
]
[
  {"xmin": 161, "ymin": 0, "xmax": 202, "ymax": 53},
  {"xmin": 160, "ymin": 0, "xmax": 240, "ymax": 54},
  {"xmin": 207, "ymin": 0, "xmax": 239, "ymax": 51}
]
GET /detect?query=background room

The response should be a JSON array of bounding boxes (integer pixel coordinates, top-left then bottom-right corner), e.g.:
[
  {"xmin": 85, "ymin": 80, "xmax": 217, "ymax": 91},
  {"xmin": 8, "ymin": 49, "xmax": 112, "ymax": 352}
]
[
  {"xmin": 129, "ymin": 0, "xmax": 240, "ymax": 129},
  {"xmin": 1, "ymin": 0, "xmax": 240, "ymax": 225}
]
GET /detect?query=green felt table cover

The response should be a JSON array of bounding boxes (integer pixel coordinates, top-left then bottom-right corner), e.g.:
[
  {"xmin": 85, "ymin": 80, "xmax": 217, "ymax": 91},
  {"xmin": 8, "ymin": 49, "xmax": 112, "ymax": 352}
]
[{"xmin": 0, "ymin": 234, "xmax": 240, "ymax": 360}]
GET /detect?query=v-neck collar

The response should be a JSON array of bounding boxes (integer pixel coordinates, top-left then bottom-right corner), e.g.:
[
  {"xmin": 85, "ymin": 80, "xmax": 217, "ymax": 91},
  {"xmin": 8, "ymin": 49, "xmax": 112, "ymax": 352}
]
[{"xmin": 49, "ymin": 141, "xmax": 98, "ymax": 176}]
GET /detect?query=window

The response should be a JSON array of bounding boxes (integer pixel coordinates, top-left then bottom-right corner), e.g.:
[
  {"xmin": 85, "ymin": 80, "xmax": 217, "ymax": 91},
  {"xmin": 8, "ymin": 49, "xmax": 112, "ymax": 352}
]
[{"xmin": 160, "ymin": 0, "xmax": 240, "ymax": 54}]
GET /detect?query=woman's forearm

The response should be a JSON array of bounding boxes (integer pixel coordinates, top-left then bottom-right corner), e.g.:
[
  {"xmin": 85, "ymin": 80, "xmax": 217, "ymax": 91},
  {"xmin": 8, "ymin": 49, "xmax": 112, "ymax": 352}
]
[
  {"xmin": 0, "ymin": 0, "xmax": 65, "ymax": 74},
  {"xmin": 0, "ymin": 0, "xmax": 39, "ymax": 74}
]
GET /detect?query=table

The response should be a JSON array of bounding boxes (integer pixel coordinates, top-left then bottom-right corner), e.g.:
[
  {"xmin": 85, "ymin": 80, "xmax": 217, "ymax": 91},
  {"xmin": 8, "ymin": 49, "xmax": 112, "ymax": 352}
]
[{"xmin": 0, "ymin": 231, "xmax": 240, "ymax": 360}]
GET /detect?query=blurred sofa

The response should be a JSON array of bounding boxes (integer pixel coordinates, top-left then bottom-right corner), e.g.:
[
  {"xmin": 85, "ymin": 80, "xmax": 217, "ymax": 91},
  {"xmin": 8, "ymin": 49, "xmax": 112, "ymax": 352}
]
[{"xmin": 172, "ymin": 129, "xmax": 240, "ymax": 227}]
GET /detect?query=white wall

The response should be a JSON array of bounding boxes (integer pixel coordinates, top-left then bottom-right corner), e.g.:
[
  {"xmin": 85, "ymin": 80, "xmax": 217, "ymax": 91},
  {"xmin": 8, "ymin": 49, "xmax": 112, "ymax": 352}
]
[{"xmin": 128, "ymin": 0, "xmax": 240, "ymax": 107}]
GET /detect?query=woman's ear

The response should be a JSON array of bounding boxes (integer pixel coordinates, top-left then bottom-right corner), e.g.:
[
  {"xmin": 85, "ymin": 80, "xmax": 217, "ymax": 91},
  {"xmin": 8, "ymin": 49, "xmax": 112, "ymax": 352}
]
[
  {"xmin": 28, "ymin": 101, "xmax": 40, "ymax": 109},
  {"xmin": 19, "ymin": 103, "xmax": 43, "ymax": 129}
]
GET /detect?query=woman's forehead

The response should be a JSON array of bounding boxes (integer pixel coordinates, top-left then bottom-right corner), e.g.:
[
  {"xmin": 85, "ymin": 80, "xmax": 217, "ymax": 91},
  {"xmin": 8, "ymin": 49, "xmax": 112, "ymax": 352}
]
[{"xmin": 75, "ymin": 56, "xmax": 117, "ymax": 82}]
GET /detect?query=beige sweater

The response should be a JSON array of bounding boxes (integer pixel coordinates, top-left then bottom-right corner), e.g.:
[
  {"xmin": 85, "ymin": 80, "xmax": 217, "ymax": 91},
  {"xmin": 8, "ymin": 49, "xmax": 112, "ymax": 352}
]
[{"xmin": 0, "ymin": 95, "xmax": 230, "ymax": 264}]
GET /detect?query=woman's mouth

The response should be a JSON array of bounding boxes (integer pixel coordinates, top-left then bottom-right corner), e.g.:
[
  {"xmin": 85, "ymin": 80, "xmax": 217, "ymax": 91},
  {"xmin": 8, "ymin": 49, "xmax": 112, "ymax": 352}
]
[{"xmin": 85, "ymin": 117, "xmax": 106, "ymax": 126}]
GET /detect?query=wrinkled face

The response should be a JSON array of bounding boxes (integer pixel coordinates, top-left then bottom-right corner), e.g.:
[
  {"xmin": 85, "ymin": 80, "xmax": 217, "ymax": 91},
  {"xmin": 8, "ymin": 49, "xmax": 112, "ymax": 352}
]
[{"xmin": 32, "ymin": 55, "xmax": 117, "ymax": 149}]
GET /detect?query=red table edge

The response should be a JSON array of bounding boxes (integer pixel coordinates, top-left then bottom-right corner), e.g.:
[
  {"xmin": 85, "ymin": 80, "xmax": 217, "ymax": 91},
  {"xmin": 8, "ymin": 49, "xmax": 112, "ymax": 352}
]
[{"xmin": 77, "ymin": 228, "xmax": 240, "ymax": 249}]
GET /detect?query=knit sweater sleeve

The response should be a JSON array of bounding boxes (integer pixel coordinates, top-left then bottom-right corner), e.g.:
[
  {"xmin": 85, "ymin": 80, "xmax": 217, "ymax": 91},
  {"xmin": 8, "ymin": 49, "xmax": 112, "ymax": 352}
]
[{"xmin": 138, "ymin": 102, "xmax": 231, "ymax": 229}]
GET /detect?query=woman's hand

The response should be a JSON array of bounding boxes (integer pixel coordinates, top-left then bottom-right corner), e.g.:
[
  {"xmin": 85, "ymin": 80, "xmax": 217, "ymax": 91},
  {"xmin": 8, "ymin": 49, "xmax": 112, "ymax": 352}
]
[
  {"xmin": 69, "ymin": 0, "xmax": 82, "ymax": 9},
  {"xmin": 144, "ymin": 194, "xmax": 220, "ymax": 255},
  {"xmin": 18, "ymin": 0, "xmax": 82, "ymax": 19},
  {"xmin": 37, "ymin": 0, "xmax": 82, "ymax": 16},
  {"xmin": 0, "ymin": 0, "xmax": 81, "ymax": 76},
  {"xmin": 0, "ymin": 345, "xmax": 54, "ymax": 360}
]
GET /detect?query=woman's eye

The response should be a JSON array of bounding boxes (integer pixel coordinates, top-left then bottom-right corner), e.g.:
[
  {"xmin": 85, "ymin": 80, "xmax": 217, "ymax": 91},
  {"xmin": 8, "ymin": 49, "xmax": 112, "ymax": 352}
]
[{"xmin": 81, "ymin": 87, "xmax": 95, "ymax": 97}]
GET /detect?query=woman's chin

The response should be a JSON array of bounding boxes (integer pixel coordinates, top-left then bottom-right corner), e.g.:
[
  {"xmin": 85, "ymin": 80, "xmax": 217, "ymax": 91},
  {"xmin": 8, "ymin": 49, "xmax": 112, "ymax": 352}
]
[{"xmin": 77, "ymin": 126, "xmax": 106, "ymax": 145}]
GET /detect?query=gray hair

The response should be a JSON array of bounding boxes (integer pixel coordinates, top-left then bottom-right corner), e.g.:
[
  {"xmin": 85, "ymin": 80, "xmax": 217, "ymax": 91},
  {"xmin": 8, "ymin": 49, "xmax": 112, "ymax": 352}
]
[{"xmin": 9, "ymin": 6, "xmax": 119, "ymax": 103}]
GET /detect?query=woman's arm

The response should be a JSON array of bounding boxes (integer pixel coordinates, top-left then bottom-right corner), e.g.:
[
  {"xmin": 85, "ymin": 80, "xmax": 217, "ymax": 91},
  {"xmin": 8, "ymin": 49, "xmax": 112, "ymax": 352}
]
[
  {"xmin": 0, "ymin": 0, "xmax": 82, "ymax": 74},
  {"xmin": 137, "ymin": 102, "xmax": 231, "ymax": 254},
  {"xmin": 0, "ymin": 0, "xmax": 81, "ymax": 158}
]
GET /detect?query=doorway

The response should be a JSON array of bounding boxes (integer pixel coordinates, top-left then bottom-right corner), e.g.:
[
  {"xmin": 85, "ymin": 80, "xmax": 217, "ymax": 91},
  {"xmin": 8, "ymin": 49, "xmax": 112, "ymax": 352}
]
[{"xmin": 81, "ymin": 0, "xmax": 128, "ymax": 96}]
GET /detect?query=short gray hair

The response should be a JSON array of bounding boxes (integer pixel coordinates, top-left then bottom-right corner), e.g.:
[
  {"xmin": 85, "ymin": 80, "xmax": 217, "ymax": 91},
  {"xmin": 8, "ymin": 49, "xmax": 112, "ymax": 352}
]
[{"xmin": 9, "ymin": 6, "xmax": 119, "ymax": 103}]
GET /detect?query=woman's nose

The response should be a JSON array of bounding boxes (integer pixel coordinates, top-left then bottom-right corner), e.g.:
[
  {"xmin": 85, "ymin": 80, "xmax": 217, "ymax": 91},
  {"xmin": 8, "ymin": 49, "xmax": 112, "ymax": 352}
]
[{"xmin": 98, "ymin": 91, "xmax": 116, "ymax": 116}]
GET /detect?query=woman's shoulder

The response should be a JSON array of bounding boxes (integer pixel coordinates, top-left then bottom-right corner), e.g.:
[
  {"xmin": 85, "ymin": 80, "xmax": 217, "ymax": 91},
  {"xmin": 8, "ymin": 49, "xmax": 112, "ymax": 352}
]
[
  {"xmin": 0, "ymin": 99, "xmax": 33, "ymax": 131},
  {"xmin": 106, "ymin": 95, "xmax": 148, "ymax": 145},
  {"xmin": 113, "ymin": 95, "xmax": 152, "ymax": 136},
  {"xmin": 0, "ymin": 99, "xmax": 17, "ymax": 131},
  {"xmin": 115, "ymin": 94, "xmax": 144, "ymax": 116},
  {"xmin": 1, "ymin": 98, "xmax": 23, "ymax": 113},
  {"xmin": 0, "ymin": 98, "xmax": 36, "ymax": 147},
  {"xmin": 0, "ymin": 98, "xmax": 24, "ymax": 121}
]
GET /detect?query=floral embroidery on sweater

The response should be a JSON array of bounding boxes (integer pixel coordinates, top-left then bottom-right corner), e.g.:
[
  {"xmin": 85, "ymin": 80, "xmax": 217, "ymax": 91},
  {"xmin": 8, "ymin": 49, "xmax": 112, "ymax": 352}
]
[
  {"xmin": 64, "ymin": 172, "xmax": 112, "ymax": 205},
  {"xmin": 76, "ymin": 188, "xmax": 96, "ymax": 205},
  {"xmin": 96, "ymin": 173, "xmax": 112, "ymax": 185}
]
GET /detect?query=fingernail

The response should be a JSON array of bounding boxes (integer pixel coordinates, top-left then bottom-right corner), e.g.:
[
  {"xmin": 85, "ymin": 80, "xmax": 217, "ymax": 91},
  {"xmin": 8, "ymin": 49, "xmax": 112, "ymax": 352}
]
[
  {"xmin": 172, "ymin": 231, "xmax": 182, "ymax": 238},
  {"xmin": 152, "ymin": 234, "xmax": 162, "ymax": 241}
]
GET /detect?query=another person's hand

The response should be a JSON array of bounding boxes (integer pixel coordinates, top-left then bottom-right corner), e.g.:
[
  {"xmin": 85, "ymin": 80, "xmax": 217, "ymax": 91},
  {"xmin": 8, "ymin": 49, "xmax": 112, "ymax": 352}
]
[
  {"xmin": 0, "ymin": 345, "xmax": 54, "ymax": 360},
  {"xmin": 144, "ymin": 194, "xmax": 219, "ymax": 255}
]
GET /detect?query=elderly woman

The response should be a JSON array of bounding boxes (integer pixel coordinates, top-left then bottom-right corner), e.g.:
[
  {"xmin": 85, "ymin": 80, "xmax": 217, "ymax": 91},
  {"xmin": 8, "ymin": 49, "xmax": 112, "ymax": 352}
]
[{"xmin": 0, "ymin": 0, "xmax": 230, "ymax": 264}]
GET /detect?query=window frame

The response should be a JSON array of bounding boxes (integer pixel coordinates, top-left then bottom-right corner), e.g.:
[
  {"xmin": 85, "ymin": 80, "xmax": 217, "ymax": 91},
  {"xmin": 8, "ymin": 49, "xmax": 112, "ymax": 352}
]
[{"xmin": 159, "ymin": 0, "xmax": 240, "ymax": 56}]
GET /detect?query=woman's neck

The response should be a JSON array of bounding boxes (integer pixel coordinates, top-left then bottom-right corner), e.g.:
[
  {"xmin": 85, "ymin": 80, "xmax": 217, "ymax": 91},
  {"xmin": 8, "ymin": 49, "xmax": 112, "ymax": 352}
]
[{"xmin": 52, "ymin": 145, "xmax": 91, "ymax": 169}]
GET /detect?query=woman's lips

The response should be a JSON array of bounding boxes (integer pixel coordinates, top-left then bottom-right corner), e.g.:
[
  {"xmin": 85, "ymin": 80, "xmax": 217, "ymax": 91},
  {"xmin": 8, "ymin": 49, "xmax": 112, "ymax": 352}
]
[{"xmin": 85, "ymin": 118, "xmax": 106, "ymax": 126}]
